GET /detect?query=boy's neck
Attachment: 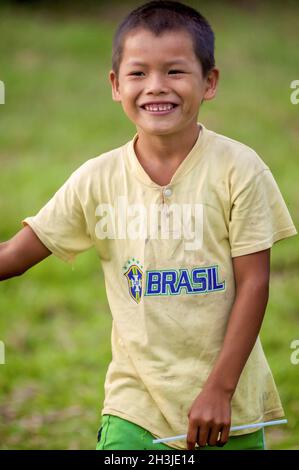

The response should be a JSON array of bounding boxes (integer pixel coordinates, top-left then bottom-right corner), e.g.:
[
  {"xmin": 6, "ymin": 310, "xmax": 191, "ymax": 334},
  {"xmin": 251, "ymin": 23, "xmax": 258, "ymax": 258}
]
[{"xmin": 134, "ymin": 122, "xmax": 201, "ymax": 167}]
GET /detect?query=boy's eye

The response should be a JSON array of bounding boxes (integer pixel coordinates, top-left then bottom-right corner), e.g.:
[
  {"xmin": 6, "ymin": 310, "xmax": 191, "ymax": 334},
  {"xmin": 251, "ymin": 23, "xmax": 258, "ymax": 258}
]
[
  {"xmin": 168, "ymin": 70, "xmax": 184, "ymax": 74},
  {"xmin": 129, "ymin": 72, "xmax": 144, "ymax": 76}
]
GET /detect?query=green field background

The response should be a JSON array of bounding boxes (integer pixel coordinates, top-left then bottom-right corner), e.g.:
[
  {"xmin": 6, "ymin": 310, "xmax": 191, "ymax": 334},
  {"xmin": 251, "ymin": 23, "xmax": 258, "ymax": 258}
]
[{"xmin": 0, "ymin": 1, "xmax": 298, "ymax": 450}]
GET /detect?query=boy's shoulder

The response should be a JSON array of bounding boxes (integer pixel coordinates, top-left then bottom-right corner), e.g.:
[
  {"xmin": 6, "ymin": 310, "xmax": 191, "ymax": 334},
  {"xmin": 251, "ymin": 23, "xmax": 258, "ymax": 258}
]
[
  {"xmin": 208, "ymin": 126, "xmax": 266, "ymax": 165},
  {"xmin": 206, "ymin": 126, "xmax": 268, "ymax": 171},
  {"xmin": 67, "ymin": 141, "xmax": 130, "ymax": 189},
  {"xmin": 77, "ymin": 142, "xmax": 127, "ymax": 174}
]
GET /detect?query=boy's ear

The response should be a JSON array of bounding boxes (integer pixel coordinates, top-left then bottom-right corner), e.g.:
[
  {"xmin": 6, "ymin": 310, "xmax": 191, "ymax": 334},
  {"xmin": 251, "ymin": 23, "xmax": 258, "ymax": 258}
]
[
  {"xmin": 203, "ymin": 68, "xmax": 219, "ymax": 101},
  {"xmin": 109, "ymin": 70, "xmax": 122, "ymax": 103}
]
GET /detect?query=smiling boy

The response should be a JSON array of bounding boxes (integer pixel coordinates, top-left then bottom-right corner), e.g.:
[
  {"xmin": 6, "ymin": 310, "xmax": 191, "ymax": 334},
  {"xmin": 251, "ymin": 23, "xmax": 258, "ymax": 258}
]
[
  {"xmin": 109, "ymin": 27, "xmax": 217, "ymax": 187},
  {"xmin": 0, "ymin": 1, "xmax": 297, "ymax": 451}
]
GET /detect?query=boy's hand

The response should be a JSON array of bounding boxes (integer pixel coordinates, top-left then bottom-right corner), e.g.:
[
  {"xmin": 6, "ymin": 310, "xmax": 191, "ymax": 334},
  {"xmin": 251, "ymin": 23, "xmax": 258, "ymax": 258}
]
[{"xmin": 186, "ymin": 385, "xmax": 231, "ymax": 450}]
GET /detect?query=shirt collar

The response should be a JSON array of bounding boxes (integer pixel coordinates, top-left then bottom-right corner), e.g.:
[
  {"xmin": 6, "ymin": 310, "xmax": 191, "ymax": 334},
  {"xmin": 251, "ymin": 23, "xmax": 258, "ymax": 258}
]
[{"xmin": 125, "ymin": 122, "xmax": 210, "ymax": 188}]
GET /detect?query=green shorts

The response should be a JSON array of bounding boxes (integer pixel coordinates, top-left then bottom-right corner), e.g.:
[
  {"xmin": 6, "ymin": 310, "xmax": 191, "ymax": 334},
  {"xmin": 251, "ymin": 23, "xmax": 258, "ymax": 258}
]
[{"xmin": 96, "ymin": 414, "xmax": 266, "ymax": 450}]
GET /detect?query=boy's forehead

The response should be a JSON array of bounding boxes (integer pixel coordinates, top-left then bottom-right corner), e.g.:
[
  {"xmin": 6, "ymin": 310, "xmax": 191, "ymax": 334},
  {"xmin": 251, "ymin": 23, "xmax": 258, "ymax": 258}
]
[{"xmin": 121, "ymin": 28, "xmax": 197, "ymax": 66}]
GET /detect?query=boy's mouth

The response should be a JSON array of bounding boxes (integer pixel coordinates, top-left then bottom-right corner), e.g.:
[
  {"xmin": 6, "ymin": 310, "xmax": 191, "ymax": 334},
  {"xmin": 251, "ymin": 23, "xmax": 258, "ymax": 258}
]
[{"xmin": 140, "ymin": 102, "xmax": 178, "ymax": 115}]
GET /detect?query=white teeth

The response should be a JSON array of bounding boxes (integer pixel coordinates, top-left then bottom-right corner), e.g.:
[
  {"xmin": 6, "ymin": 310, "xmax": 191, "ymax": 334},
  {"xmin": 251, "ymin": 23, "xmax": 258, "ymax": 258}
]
[{"xmin": 144, "ymin": 103, "xmax": 174, "ymax": 112}]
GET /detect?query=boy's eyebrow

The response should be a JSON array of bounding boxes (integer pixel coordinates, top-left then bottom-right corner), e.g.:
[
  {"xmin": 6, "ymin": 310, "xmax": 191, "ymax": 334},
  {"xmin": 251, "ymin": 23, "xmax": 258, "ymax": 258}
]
[{"xmin": 126, "ymin": 59, "xmax": 188, "ymax": 67}]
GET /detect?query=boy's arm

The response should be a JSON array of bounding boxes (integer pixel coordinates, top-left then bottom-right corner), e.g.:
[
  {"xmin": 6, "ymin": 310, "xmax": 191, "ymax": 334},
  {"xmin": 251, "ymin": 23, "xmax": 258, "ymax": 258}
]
[
  {"xmin": 0, "ymin": 225, "xmax": 52, "ymax": 281},
  {"xmin": 186, "ymin": 248, "xmax": 270, "ymax": 450}
]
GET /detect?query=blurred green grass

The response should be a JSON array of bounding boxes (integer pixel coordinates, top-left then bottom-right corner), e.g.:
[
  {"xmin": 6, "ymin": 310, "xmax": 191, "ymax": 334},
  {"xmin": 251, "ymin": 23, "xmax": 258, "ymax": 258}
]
[{"xmin": 0, "ymin": 1, "xmax": 298, "ymax": 450}]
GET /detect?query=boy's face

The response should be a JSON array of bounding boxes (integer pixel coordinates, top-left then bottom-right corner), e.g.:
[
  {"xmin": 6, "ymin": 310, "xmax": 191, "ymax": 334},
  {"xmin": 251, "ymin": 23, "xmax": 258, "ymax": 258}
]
[{"xmin": 109, "ymin": 28, "xmax": 218, "ymax": 137}]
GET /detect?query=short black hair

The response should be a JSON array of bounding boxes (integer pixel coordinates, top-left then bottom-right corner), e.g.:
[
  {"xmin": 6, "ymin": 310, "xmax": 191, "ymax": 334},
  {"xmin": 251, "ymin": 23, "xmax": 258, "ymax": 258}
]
[{"xmin": 112, "ymin": 1, "xmax": 215, "ymax": 78}]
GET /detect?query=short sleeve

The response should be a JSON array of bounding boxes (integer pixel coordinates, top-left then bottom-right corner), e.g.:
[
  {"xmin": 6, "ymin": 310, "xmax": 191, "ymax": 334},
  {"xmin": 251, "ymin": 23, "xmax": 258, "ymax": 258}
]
[
  {"xmin": 229, "ymin": 169, "xmax": 297, "ymax": 257},
  {"xmin": 22, "ymin": 169, "xmax": 93, "ymax": 264}
]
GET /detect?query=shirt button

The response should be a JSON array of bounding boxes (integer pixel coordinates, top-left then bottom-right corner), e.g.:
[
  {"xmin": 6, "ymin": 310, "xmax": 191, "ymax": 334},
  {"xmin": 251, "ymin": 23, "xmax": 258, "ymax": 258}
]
[{"xmin": 164, "ymin": 187, "xmax": 172, "ymax": 197}]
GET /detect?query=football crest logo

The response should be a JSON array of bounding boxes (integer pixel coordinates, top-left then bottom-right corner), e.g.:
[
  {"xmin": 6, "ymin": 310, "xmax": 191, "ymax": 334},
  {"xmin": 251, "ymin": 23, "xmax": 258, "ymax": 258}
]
[{"xmin": 123, "ymin": 259, "xmax": 144, "ymax": 304}]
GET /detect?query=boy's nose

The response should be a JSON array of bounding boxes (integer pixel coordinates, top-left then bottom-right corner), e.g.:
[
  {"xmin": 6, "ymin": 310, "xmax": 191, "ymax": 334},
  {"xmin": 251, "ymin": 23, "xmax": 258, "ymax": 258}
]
[{"xmin": 145, "ymin": 74, "xmax": 170, "ymax": 95}]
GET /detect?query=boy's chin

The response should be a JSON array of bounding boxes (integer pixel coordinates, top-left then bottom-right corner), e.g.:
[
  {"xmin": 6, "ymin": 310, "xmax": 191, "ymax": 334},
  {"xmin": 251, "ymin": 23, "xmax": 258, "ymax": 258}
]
[{"xmin": 136, "ymin": 123, "xmax": 181, "ymax": 136}]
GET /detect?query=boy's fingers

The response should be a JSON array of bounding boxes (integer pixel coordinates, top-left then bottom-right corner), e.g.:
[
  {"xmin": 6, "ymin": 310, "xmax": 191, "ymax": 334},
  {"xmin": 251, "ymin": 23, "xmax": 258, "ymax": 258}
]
[
  {"xmin": 186, "ymin": 422, "xmax": 198, "ymax": 450},
  {"xmin": 207, "ymin": 425, "xmax": 223, "ymax": 446},
  {"xmin": 198, "ymin": 424, "xmax": 210, "ymax": 447},
  {"xmin": 216, "ymin": 425, "xmax": 230, "ymax": 447},
  {"xmin": 187, "ymin": 420, "xmax": 204, "ymax": 450}
]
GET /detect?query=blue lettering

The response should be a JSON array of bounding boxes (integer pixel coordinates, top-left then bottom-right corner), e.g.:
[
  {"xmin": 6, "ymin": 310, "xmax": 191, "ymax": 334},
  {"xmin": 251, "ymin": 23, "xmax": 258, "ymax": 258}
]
[
  {"xmin": 176, "ymin": 270, "xmax": 193, "ymax": 294},
  {"xmin": 207, "ymin": 268, "xmax": 213, "ymax": 291},
  {"xmin": 192, "ymin": 269, "xmax": 207, "ymax": 292},
  {"xmin": 146, "ymin": 272, "xmax": 162, "ymax": 295},
  {"xmin": 162, "ymin": 271, "xmax": 177, "ymax": 295},
  {"xmin": 144, "ymin": 265, "xmax": 225, "ymax": 297},
  {"xmin": 212, "ymin": 266, "xmax": 225, "ymax": 290}
]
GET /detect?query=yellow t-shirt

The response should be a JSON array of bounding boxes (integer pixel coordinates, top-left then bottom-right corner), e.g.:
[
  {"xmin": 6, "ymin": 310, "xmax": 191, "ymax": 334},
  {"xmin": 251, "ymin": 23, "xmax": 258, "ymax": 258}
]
[{"xmin": 22, "ymin": 123, "xmax": 297, "ymax": 449}]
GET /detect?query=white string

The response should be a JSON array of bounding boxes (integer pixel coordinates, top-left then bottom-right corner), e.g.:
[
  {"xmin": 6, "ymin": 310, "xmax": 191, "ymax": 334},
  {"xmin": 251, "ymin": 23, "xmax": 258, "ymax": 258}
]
[{"xmin": 152, "ymin": 418, "xmax": 288, "ymax": 444}]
